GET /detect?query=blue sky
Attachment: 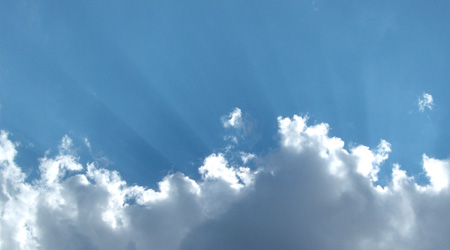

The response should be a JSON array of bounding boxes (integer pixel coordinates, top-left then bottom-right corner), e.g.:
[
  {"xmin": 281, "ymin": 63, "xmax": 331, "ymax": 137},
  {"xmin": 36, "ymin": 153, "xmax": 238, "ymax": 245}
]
[
  {"xmin": 1, "ymin": 1, "xmax": 450, "ymax": 249},
  {"xmin": 2, "ymin": 0, "xmax": 449, "ymax": 186}
]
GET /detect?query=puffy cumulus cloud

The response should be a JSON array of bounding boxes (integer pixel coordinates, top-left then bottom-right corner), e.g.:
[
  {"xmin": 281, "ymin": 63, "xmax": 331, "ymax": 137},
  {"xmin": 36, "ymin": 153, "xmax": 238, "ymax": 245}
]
[
  {"xmin": 180, "ymin": 115, "xmax": 450, "ymax": 250},
  {"xmin": 418, "ymin": 93, "xmax": 434, "ymax": 112},
  {"xmin": 421, "ymin": 154, "xmax": 450, "ymax": 192},
  {"xmin": 0, "ymin": 131, "xmax": 255, "ymax": 250},
  {"xmin": 2, "ymin": 113, "xmax": 450, "ymax": 250}
]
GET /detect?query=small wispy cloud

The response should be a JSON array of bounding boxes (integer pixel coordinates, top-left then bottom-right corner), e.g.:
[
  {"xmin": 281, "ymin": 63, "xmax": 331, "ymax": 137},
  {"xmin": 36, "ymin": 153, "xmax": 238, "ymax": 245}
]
[
  {"xmin": 222, "ymin": 108, "xmax": 243, "ymax": 129},
  {"xmin": 418, "ymin": 93, "xmax": 434, "ymax": 112},
  {"xmin": 84, "ymin": 137, "xmax": 92, "ymax": 151},
  {"xmin": 240, "ymin": 152, "xmax": 256, "ymax": 164},
  {"xmin": 312, "ymin": 0, "xmax": 319, "ymax": 11}
]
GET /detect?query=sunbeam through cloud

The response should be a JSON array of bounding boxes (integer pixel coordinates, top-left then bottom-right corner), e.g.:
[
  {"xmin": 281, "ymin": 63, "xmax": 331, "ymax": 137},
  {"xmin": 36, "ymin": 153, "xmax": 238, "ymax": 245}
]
[{"xmin": 2, "ymin": 1, "xmax": 450, "ymax": 249}]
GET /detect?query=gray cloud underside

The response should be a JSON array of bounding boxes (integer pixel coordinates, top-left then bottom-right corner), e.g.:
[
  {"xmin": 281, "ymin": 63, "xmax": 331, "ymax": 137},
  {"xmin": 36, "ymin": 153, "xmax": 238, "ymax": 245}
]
[{"xmin": 1, "ymin": 115, "xmax": 450, "ymax": 250}]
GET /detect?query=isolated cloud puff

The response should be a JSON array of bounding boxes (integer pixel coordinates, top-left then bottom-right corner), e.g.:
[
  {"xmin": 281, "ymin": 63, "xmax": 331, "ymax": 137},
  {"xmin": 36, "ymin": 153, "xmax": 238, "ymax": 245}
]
[
  {"xmin": 1, "ymin": 112, "xmax": 450, "ymax": 250},
  {"xmin": 222, "ymin": 108, "xmax": 243, "ymax": 129},
  {"xmin": 221, "ymin": 108, "xmax": 256, "ymax": 146},
  {"xmin": 418, "ymin": 93, "xmax": 434, "ymax": 112}
]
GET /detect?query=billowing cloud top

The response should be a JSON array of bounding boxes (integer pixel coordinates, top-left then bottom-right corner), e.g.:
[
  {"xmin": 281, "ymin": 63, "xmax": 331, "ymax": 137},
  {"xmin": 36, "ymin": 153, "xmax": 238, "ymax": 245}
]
[
  {"xmin": 1, "ymin": 112, "xmax": 450, "ymax": 250},
  {"xmin": 418, "ymin": 93, "xmax": 434, "ymax": 112}
]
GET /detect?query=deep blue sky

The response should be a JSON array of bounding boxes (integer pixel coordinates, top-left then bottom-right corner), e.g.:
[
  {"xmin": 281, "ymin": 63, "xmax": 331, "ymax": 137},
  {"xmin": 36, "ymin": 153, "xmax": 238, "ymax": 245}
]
[{"xmin": 1, "ymin": 0, "xmax": 449, "ymax": 186}]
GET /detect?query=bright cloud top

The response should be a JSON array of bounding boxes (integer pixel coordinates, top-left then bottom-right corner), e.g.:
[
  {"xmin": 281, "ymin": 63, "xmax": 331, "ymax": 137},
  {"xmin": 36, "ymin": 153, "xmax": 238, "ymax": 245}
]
[
  {"xmin": 1, "ymin": 111, "xmax": 450, "ymax": 250},
  {"xmin": 418, "ymin": 93, "xmax": 434, "ymax": 112}
]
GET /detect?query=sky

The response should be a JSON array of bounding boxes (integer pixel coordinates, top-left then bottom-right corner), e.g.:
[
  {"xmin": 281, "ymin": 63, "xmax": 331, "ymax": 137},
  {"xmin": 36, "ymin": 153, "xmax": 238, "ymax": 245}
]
[{"xmin": 1, "ymin": 0, "xmax": 450, "ymax": 249}]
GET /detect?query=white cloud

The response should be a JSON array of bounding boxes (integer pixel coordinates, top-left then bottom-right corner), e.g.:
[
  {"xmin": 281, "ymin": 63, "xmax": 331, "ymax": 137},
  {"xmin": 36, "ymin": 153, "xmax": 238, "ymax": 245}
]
[
  {"xmin": 223, "ymin": 135, "xmax": 238, "ymax": 144},
  {"xmin": 1, "ymin": 114, "xmax": 450, "ymax": 249},
  {"xmin": 222, "ymin": 108, "xmax": 242, "ymax": 129},
  {"xmin": 221, "ymin": 108, "xmax": 255, "ymax": 146},
  {"xmin": 352, "ymin": 139, "xmax": 391, "ymax": 182},
  {"xmin": 180, "ymin": 115, "xmax": 450, "ymax": 250},
  {"xmin": 0, "ymin": 130, "xmax": 254, "ymax": 250},
  {"xmin": 418, "ymin": 93, "xmax": 434, "ymax": 112},
  {"xmin": 422, "ymin": 154, "xmax": 450, "ymax": 192},
  {"xmin": 240, "ymin": 152, "xmax": 255, "ymax": 164},
  {"xmin": 198, "ymin": 153, "xmax": 252, "ymax": 190},
  {"xmin": 84, "ymin": 137, "xmax": 91, "ymax": 151}
]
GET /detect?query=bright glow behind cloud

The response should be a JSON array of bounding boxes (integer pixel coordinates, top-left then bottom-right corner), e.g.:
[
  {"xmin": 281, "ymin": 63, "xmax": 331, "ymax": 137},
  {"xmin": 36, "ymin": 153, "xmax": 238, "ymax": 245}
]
[{"xmin": 1, "ymin": 112, "xmax": 450, "ymax": 249}]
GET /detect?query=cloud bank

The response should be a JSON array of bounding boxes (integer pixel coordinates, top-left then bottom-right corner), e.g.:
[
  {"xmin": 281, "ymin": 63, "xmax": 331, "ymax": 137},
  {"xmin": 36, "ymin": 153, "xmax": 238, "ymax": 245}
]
[{"xmin": 1, "ymin": 113, "xmax": 450, "ymax": 250}]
